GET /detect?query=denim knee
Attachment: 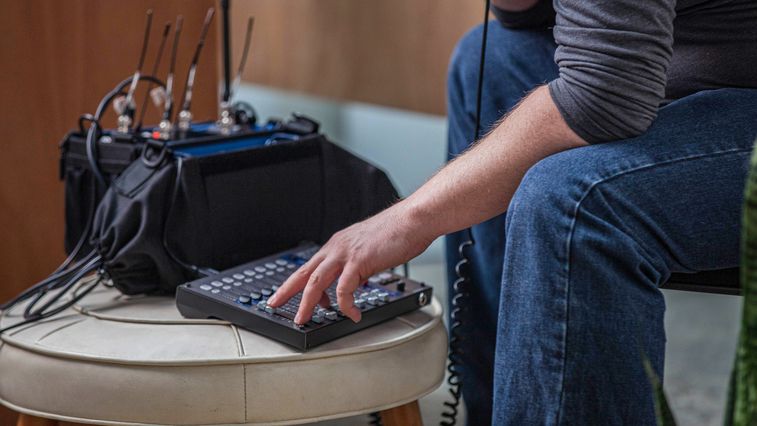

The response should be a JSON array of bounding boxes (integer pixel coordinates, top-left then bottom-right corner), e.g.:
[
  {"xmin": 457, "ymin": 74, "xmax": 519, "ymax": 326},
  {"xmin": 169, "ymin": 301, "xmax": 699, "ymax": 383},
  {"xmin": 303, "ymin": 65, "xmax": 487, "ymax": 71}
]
[{"xmin": 506, "ymin": 147, "xmax": 670, "ymax": 287}]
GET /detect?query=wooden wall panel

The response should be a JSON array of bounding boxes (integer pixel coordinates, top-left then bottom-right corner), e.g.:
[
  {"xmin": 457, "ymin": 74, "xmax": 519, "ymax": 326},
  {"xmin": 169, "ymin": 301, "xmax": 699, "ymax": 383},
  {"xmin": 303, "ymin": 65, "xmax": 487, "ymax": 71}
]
[
  {"xmin": 231, "ymin": 0, "xmax": 482, "ymax": 116},
  {"xmin": 0, "ymin": 1, "xmax": 218, "ymax": 423}
]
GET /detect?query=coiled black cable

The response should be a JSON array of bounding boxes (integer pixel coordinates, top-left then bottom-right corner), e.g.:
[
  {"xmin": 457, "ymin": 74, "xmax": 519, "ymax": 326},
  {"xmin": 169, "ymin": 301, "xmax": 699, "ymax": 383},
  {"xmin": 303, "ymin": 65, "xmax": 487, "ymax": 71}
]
[{"xmin": 440, "ymin": 0, "xmax": 490, "ymax": 424}]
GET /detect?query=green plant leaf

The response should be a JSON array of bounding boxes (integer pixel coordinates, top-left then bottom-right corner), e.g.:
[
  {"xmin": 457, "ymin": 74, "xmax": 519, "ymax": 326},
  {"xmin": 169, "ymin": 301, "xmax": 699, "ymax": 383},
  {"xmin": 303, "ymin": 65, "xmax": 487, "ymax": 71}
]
[
  {"xmin": 725, "ymin": 139, "xmax": 757, "ymax": 426},
  {"xmin": 643, "ymin": 352, "xmax": 678, "ymax": 426}
]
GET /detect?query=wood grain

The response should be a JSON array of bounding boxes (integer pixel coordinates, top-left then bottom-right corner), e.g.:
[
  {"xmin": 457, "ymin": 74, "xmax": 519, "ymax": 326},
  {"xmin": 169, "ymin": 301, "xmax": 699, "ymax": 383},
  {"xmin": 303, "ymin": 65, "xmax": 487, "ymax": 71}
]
[
  {"xmin": 381, "ymin": 400, "xmax": 424, "ymax": 426},
  {"xmin": 230, "ymin": 0, "xmax": 481, "ymax": 115},
  {"xmin": 16, "ymin": 414, "xmax": 58, "ymax": 426},
  {"xmin": 0, "ymin": 1, "xmax": 217, "ymax": 423}
]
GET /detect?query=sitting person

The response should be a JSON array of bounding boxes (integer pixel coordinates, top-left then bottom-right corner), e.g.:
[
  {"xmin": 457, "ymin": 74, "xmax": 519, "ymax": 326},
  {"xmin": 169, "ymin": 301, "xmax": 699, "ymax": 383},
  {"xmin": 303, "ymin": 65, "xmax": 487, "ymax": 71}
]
[{"xmin": 269, "ymin": 0, "xmax": 757, "ymax": 423}]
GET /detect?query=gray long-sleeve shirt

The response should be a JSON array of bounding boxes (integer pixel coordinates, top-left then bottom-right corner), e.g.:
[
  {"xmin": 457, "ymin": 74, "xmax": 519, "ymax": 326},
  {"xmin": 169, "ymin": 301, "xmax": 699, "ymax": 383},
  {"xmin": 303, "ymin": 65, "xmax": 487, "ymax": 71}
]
[{"xmin": 493, "ymin": 0, "xmax": 757, "ymax": 143}]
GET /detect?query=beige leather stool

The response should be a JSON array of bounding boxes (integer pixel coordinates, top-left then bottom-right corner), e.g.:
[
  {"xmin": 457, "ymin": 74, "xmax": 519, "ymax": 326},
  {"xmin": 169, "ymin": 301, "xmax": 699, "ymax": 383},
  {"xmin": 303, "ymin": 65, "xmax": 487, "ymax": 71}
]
[{"xmin": 0, "ymin": 284, "xmax": 447, "ymax": 425}]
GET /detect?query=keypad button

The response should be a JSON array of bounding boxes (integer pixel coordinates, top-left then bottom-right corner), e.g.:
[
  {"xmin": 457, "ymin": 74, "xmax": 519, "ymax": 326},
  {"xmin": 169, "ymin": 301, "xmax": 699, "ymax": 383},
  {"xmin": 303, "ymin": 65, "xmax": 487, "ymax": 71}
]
[
  {"xmin": 325, "ymin": 311, "xmax": 338, "ymax": 321},
  {"xmin": 233, "ymin": 282, "xmax": 242, "ymax": 287},
  {"xmin": 244, "ymin": 278, "xmax": 253, "ymax": 283},
  {"xmin": 261, "ymin": 288, "xmax": 272, "ymax": 297},
  {"xmin": 355, "ymin": 299, "xmax": 366, "ymax": 309},
  {"xmin": 211, "ymin": 281, "xmax": 223, "ymax": 288},
  {"xmin": 200, "ymin": 284, "xmax": 212, "ymax": 291},
  {"xmin": 367, "ymin": 296, "xmax": 378, "ymax": 305},
  {"xmin": 312, "ymin": 315, "xmax": 324, "ymax": 324},
  {"xmin": 265, "ymin": 271, "xmax": 274, "ymax": 276},
  {"xmin": 233, "ymin": 273, "xmax": 245, "ymax": 280},
  {"xmin": 222, "ymin": 285, "xmax": 231, "ymax": 290},
  {"xmin": 243, "ymin": 270, "xmax": 255, "ymax": 276},
  {"xmin": 256, "ymin": 301, "xmax": 267, "ymax": 310},
  {"xmin": 370, "ymin": 289, "xmax": 381, "ymax": 296},
  {"xmin": 276, "ymin": 267, "xmax": 285, "ymax": 272},
  {"xmin": 211, "ymin": 289, "xmax": 221, "ymax": 294},
  {"xmin": 265, "ymin": 306, "xmax": 275, "ymax": 314},
  {"xmin": 265, "ymin": 262, "xmax": 277, "ymax": 269},
  {"xmin": 275, "ymin": 259, "xmax": 288, "ymax": 266},
  {"xmin": 368, "ymin": 276, "xmax": 381, "ymax": 284},
  {"xmin": 286, "ymin": 264, "xmax": 296, "ymax": 269},
  {"xmin": 222, "ymin": 277, "xmax": 234, "ymax": 284},
  {"xmin": 255, "ymin": 274, "xmax": 264, "ymax": 280},
  {"xmin": 255, "ymin": 266, "xmax": 267, "ymax": 273},
  {"xmin": 378, "ymin": 272, "xmax": 393, "ymax": 281},
  {"xmin": 250, "ymin": 292, "xmax": 262, "ymax": 300},
  {"xmin": 378, "ymin": 292, "xmax": 390, "ymax": 302},
  {"xmin": 238, "ymin": 295, "xmax": 251, "ymax": 304},
  {"xmin": 272, "ymin": 284, "xmax": 280, "ymax": 291}
]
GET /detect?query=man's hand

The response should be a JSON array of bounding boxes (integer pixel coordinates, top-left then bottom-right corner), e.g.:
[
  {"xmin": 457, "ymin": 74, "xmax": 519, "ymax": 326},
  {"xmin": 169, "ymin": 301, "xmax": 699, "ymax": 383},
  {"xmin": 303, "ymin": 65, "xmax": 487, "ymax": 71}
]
[
  {"xmin": 266, "ymin": 202, "xmax": 434, "ymax": 324},
  {"xmin": 267, "ymin": 86, "xmax": 585, "ymax": 325}
]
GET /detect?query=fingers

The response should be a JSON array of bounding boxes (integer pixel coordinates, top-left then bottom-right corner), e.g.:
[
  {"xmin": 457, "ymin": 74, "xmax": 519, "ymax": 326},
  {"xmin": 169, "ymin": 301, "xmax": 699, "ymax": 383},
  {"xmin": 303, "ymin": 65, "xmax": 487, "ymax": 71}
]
[
  {"xmin": 267, "ymin": 252, "xmax": 324, "ymax": 308},
  {"xmin": 318, "ymin": 291, "xmax": 331, "ymax": 309},
  {"xmin": 294, "ymin": 259, "xmax": 342, "ymax": 324},
  {"xmin": 337, "ymin": 264, "xmax": 362, "ymax": 323}
]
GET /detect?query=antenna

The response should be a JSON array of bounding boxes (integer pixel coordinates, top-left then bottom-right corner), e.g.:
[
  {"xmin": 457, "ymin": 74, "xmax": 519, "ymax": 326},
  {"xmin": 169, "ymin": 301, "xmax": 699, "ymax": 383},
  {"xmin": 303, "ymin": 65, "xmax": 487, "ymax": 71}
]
[
  {"xmin": 176, "ymin": 7, "xmax": 215, "ymax": 136},
  {"xmin": 217, "ymin": 16, "xmax": 254, "ymax": 134},
  {"xmin": 233, "ymin": 17, "xmax": 254, "ymax": 101},
  {"xmin": 157, "ymin": 15, "xmax": 184, "ymax": 140},
  {"xmin": 117, "ymin": 9, "xmax": 153, "ymax": 134},
  {"xmin": 221, "ymin": 0, "xmax": 232, "ymax": 104},
  {"xmin": 135, "ymin": 21, "xmax": 171, "ymax": 131}
]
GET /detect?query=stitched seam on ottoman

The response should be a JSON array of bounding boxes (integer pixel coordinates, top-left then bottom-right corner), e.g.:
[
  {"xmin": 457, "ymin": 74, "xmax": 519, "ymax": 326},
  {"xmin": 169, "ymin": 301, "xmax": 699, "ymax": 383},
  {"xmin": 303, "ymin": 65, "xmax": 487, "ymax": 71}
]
[
  {"xmin": 555, "ymin": 146, "xmax": 752, "ymax": 425},
  {"xmin": 231, "ymin": 325, "xmax": 245, "ymax": 356},
  {"xmin": 0, "ymin": 300, "xmax": 443, "ymax": 366},
  {"xmin": 243, "ymin": 363, "xmax": 248, "ymax": 422}
]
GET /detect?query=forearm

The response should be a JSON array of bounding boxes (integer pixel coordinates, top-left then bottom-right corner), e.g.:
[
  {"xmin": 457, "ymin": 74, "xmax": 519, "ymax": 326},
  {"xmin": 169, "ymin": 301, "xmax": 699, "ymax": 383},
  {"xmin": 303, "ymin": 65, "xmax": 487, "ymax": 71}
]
[{"xmin": 404, "ymin": 85, "xmax": 586, "ymax": 237}]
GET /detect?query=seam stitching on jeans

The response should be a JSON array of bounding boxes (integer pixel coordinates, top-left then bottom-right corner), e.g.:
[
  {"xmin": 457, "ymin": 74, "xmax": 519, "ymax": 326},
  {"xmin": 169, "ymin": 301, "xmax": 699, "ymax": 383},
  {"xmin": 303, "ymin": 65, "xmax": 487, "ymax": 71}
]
[{"xmin": 554, "ymin": 146, "xmax": 752, "ymax": 425}]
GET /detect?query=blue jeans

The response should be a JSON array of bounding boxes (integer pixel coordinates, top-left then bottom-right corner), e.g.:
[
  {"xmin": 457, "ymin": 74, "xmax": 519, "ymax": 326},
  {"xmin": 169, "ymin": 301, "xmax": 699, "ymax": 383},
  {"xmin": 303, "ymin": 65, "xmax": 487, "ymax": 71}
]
[{"xmin": 445, "ymin": 22, "xmax": 757, "ymax": 425}]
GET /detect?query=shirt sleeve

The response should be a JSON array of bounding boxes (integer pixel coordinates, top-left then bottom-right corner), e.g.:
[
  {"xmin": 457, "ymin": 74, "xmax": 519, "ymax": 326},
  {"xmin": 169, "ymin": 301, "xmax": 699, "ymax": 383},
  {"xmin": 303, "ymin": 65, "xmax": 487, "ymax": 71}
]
[
  {"xmin": 491, "ymin": 0, "xmax": 555, "ymax": 29},
  {"xmin": 547, "ymin": 0, "xmax": 676, "ymax": 143}
]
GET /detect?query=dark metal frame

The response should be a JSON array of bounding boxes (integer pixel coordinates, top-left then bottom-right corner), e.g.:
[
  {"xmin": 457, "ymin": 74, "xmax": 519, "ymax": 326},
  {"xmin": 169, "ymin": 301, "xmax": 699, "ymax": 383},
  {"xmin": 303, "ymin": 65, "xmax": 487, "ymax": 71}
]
[{"xmin": 662, "ymin": 268, "xmax": 741, "ymax": 295}]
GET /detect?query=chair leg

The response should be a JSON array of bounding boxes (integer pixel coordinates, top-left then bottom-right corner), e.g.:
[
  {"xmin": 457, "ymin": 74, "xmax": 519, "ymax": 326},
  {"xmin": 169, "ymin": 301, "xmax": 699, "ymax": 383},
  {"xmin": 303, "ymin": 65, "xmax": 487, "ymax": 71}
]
[
  {"xmin": 16, "ymin": 413, "xmax": 58, "ymax": 426},
  {"xmin": 380, "ymin": 400, "xmax": 423, "ymax": 426}
]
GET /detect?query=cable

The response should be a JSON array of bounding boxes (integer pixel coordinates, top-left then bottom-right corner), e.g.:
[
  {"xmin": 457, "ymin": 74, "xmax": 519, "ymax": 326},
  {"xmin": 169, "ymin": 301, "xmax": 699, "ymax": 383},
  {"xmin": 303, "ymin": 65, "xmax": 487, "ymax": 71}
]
[
  {"xmin": 1, "ymin": 274, "xmax": 102, "ymax": 334},
  {"xmin": 0, "ymin": 166, "xmax": 100, "ymax": 312},
  {"xmin": 22, "ymin": 253, "xmax": 102, "ymax": 320},
  {"xmin": 86, "ymin": 74, "xmax": 166, "ymax": 187},
  {"xmin": 440, "ymin": 0, "xmax": 490, "ymax": 424},
  {"xmin": 1, "ymin": 75, "xmax": 164, "ymax": 328},
  {"xmin": 160, "ymin": 156, "xmax": 216, "ymax": 277}
]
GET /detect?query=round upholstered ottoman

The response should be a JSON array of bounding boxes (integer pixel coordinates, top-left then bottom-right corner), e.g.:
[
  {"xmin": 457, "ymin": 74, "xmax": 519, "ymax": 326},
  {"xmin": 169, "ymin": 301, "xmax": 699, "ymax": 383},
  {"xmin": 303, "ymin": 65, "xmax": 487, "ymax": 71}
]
[{"xmin": 0, "ymin": 284, "xmax": 447, "ymax": 426}]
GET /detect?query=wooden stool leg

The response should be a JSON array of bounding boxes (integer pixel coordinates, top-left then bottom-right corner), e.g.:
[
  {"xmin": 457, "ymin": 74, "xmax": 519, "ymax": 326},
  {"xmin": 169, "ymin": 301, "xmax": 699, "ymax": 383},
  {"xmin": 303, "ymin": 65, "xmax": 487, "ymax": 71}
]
[
  {"xmin": 380, "ymin": 400, "xmax": 423, "ymax": 426},
  {"xmin": 16, "ymin": 413, "xmax": 58, "ymax": 426}
]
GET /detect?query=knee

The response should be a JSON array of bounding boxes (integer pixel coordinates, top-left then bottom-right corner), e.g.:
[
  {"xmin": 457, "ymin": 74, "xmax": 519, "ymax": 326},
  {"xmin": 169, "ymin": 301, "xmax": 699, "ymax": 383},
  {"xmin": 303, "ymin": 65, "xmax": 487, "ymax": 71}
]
[
  {"xmin": 506, "ymin": 151, "xmax": 586, "ymax": 230},
  {"xmin": 506, "ymin": 149, "xmax": 669, "ymax": 283}
]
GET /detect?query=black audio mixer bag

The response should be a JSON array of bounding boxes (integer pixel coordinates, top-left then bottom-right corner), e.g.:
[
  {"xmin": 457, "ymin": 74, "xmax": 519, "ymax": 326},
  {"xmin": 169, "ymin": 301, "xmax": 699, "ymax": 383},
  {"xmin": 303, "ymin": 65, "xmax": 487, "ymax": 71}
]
[{"xmin": 69, "ymin": 134, "xmax": 398, "ymax": 295}]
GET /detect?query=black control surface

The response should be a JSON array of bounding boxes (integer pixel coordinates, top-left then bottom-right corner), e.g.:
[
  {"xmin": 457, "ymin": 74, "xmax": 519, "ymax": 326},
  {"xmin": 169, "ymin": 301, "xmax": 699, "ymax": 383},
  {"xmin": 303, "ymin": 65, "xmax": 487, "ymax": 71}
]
[{"xmin": 175, "ymin": 243, "xmax": 433, "ymax": 350}]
